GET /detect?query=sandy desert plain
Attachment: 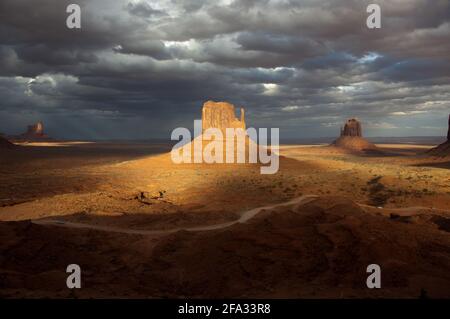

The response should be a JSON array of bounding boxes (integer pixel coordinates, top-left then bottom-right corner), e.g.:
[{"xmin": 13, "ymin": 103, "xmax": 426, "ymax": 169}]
[{"xmin": 1, "ymin": 136, "xmax": 450, "ymax": 298}]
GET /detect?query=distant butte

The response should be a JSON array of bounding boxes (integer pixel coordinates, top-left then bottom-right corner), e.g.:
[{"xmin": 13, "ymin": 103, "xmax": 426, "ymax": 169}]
[
  {"xmin": 332, "ymin": 118, "xmax": 379, "ymax": 153},
  {"xmin": 13, "ymin": 121, "xmax": 52, "ymax": 141},
  {"xmin": 23, "ymin": 121, "xmax": 47, "ymax": 138}
]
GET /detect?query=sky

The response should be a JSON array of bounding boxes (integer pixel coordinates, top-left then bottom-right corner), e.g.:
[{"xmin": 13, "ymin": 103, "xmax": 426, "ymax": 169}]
[{"xmin": 0, "ymin": 0, "xmax": 449, "ymax": 140}]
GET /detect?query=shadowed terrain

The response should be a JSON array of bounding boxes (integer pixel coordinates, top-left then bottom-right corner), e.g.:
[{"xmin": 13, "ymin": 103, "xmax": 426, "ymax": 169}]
[{"xmin": 1, "ymin": 141, "xmax": 450, "ymax": 298}]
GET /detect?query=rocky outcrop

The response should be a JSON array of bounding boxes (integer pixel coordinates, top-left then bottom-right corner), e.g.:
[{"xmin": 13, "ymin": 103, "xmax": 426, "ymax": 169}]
[
  {"xmin": 340, "ymin": 118, "xmax": 362, "ymax": 137},
  {"xmin": 28, "ymin": 122, "xmax": 44, "ymax": 136},
  {"xmin": 24, "ymin": 121, "xmax": 46, "ymax": 137},
  {"xmin": 17, "ymin": 121, "xmax": 50, "ymax": 140},
  {"xmin": 447, "ymin": 114, "xmax": 450, "ymax": 141},
  {"xmin": 428, "ymin": 114, "xmax": 450, "ymax": 157},
  {"xmin": 202, "ymin": 101, "xmax": 245, "ymax": 133},
  {"xmin": 333, "ymin": 118, "xmax": 378, "ymax": 153}
]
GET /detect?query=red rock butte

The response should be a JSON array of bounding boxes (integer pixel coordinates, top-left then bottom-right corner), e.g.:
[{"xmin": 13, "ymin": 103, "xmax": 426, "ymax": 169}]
[
  {"xmin": 332, "ymin": 118, "xmax": 378, "ymax": 152},
  {"xmin": 25, "ymin": 122, "xmax": 45, "ymax": 136},
  {"xmin": 186, "ymin": 100, "xmax": 257, "ymax": 164},
  {"xmin": 340, "ymin": 118, "xmax": 362, "ymax": 137},
  {"xmin": 202, "ymin": 101, "xmax": 245, "ymax": 133}
]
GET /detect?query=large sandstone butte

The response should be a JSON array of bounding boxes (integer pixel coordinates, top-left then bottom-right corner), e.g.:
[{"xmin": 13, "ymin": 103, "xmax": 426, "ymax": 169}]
[
  {"xmin": 340, "ymin": 118, "xmax": 362, "ymax": 137},
  {"xmin": 332, "ymin": 118, "xmax": 378, "ymax": 153},
  {"xmin": 428, "ymin": 114, "xmax": 450, "ymax": 156},
  {"xmin": 202, "ymin": 101, "xmax": 245, "ymax": 133}
]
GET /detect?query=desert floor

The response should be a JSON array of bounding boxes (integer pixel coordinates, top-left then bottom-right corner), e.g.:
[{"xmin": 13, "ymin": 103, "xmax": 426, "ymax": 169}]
[{"xmin": 0, "ymin": 141, "xmax": 450, "ymax": 298}]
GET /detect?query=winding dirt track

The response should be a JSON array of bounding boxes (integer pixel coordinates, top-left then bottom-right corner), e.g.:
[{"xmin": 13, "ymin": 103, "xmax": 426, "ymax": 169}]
[
  {"xmin": 31, "ymin": 195, "xmax": 319, "ymax": 235},
  {"xmin": 31, "ymin": 193, "xmax": 450, "ymax": 236}
]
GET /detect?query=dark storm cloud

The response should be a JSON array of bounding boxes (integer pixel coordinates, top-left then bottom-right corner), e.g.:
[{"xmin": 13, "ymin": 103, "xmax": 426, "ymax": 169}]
[
  {"xmin": 126, "ymin": 1, "xmax": 168, "ymax": 18},
  {"xmin": 113, "ymin": 40, "xmax": 173, "ymax": 60},
  {"xmin": 301, "ymin": 52, "xmax": 356, "ymax": 70},
  {"xmin": 0, "ymin": 0, "xmax": 449, "ymax": 139}
]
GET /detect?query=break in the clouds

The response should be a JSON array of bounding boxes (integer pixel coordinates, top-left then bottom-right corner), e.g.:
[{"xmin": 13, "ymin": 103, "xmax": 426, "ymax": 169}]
[{"xmin": 0, "ymin": 0, "xmax": 449, "ymax": 139}]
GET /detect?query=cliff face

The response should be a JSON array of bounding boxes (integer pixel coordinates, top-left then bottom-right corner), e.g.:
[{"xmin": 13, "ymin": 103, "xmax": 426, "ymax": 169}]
[
  {"xmin": 428, "ymin": 114, "xmax": 450, "ymax": 156},
  {"xmin": 202, "ymin": 101, "xmax": 245, "ymax": 133},
  {"xmin": 340, "ymin": 118, "xmax": 362, "ymax": 137},
  {"xmin": 447, "ymin": 114, "xmax": 450, "ymax": 141}
]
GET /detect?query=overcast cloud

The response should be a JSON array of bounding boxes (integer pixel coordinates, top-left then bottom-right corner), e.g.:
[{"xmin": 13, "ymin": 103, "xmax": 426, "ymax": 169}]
[{"xmin": 0, "ymin": 0, "xmax": 449, "ymax": 139}]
